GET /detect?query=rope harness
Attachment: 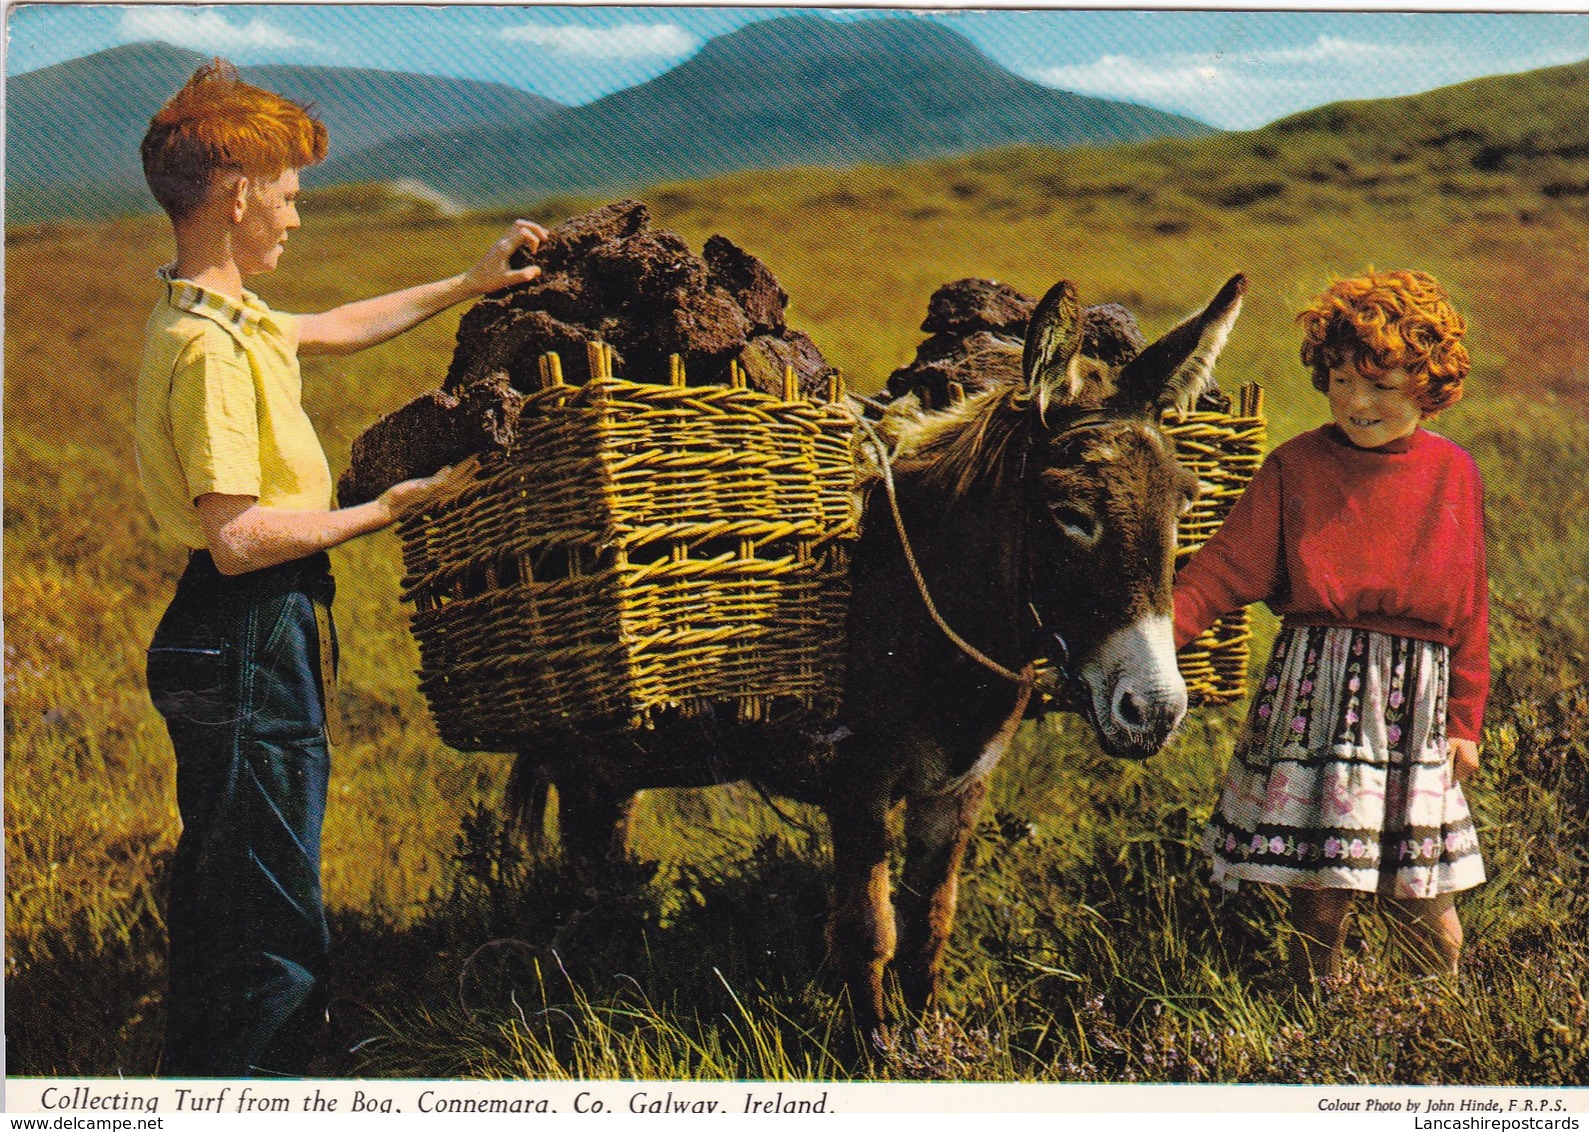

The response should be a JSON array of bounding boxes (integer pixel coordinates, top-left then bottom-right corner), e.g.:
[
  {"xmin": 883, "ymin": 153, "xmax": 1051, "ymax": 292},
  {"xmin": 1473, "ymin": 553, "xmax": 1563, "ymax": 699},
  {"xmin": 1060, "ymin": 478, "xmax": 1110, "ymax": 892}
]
[
  {"xmin": 850, "ymin": 400, "xmax": 1130, "ymax": 704},
  {"xmin": 853, "ymin": 410, "xmax": 1033, "ymax": 688}
]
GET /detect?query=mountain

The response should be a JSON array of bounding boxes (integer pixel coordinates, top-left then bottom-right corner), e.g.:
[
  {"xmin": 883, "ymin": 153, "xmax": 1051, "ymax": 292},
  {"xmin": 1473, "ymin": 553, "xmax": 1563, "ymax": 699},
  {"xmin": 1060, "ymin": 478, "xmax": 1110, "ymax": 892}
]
[
  {"xmin": 324, "ymin": 16, "xmax": 1216, "ymax": 210},
  {"xmin": 5, "ymin": 41, "xmax": 562, "ymax": 224},
  {"xmin": 8, "ymin": 21, "xmax": 1212, "ymax": 225}
]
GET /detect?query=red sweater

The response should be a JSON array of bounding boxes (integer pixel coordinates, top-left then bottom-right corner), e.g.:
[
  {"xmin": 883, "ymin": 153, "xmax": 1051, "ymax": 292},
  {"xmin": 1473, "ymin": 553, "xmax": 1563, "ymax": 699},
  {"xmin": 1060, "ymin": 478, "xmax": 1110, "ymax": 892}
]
[{"xmin": 1174, "ymin": 424, "xmax": 1490, "ymax": 741}]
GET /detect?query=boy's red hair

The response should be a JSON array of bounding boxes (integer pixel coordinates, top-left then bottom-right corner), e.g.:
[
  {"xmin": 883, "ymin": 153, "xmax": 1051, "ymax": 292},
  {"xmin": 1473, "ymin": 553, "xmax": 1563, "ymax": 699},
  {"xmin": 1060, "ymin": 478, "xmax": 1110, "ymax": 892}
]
[
  {"xmin": 1297, "ymin": 269, "xmax": 1470, "ymax": 413},
  {"xmin": 141, "ymin": 59, "xmax": 328, "ymax": 222}
]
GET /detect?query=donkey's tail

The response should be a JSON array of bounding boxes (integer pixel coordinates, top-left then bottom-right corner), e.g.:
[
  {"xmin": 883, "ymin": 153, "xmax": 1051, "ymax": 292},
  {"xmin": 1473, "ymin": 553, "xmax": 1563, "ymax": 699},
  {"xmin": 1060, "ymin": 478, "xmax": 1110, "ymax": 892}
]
[{"xmin": 505, "ymin": 756, "xmax": 553, "ymax": 850}]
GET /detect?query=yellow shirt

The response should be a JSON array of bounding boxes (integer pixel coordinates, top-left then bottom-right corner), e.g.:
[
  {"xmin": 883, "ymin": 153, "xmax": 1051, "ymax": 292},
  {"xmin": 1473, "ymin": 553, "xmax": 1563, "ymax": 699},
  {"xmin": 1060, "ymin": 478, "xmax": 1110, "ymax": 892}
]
[{"xmin": 135, "ymin": 269, "xmax": 332, "ymax": 549}]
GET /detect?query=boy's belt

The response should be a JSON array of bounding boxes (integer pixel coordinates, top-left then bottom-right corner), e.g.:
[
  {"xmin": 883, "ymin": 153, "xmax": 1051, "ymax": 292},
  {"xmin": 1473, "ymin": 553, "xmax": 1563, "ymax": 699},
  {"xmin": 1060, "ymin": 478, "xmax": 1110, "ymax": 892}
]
[{"xmin": 183, "ymin": 548, "xmax": 335, "ymax": 606}]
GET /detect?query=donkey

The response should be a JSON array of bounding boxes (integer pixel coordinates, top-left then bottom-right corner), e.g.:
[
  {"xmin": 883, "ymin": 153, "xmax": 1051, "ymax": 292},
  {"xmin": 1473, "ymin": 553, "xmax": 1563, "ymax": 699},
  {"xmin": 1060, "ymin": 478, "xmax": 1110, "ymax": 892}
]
[{"xmin": 513, "ymin": 273, "xmax": 1247, "ymax": 1039}]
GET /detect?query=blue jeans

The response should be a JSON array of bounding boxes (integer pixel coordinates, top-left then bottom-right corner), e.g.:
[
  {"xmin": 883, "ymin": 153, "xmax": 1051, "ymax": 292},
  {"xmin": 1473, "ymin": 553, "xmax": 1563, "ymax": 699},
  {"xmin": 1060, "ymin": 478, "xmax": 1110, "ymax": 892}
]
[{"xmin": 147, "ymin": 550, "xmax": 336, "ymax": 1078}]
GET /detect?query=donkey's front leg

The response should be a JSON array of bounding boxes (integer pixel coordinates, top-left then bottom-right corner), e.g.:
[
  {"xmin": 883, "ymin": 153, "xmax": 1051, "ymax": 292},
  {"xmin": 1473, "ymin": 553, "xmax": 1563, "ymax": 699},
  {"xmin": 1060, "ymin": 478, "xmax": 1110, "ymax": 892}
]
[
  {"xmin": 556, "ymin": 776, "xmax": 635, "ymax": 876},
  {"xmin": 825, "ymin": 793, "xmax": 897, "ymax": 1040},
  {"xmin": 896, "ymin": 777, "xmax": 990, "ymax": 1013}
]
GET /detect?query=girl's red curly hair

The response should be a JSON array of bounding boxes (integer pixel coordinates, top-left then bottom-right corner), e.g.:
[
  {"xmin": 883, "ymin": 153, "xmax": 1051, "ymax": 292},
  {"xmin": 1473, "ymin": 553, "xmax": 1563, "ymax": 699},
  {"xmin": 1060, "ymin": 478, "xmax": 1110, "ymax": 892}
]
[
  {"xmin": 142, "ymin": 59, "xmax": 328, "ymax": 222},
  {"xmin": 1297, "ymin": 269, "xmax": 1470, "ymax": 413}
]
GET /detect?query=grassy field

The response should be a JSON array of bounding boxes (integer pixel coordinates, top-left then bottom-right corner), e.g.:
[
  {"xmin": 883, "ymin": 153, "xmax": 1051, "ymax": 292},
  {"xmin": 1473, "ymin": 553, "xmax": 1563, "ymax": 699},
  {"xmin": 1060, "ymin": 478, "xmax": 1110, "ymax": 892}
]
[{"xmin": 7, "ymin": 81, "xmax": 1589, "ymax": 1080}]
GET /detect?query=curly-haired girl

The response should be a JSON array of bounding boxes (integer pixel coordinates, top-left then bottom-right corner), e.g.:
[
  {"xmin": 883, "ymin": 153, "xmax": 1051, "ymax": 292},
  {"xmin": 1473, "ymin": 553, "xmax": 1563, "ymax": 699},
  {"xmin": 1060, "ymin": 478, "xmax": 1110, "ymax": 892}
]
[{"xmin": 1174, "ymin": 268, "xmax": 1488, "ymax": 985}]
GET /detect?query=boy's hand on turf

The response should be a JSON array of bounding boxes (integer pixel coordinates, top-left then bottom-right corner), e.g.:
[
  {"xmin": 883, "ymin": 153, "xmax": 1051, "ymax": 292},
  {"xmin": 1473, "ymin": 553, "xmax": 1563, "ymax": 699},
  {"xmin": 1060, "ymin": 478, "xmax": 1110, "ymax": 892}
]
[
  {"xmin": 376, "ymin": 461, "xmax": 477, "ymax": 523},
  {"xmin": 1449, "ymin": 737, "xmax": 1480, "ymax": 783},
  {"xmin": 464, "ymin": 219, "xmax": 550, "ymax": 295}
]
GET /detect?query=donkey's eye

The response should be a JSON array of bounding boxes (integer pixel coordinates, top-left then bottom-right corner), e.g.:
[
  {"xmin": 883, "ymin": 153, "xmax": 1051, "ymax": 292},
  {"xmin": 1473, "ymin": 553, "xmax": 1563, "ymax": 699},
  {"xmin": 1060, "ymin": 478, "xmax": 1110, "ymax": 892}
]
[{"xmin": 1049, "ymin": 503, "xmax": 1100, "ymax": 543}]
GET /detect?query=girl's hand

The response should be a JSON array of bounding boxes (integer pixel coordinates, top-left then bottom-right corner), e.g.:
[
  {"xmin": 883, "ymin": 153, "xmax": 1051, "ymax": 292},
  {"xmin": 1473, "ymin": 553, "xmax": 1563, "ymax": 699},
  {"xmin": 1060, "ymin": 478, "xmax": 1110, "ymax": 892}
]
[
  {"xmin": 1448, "ymin": 738, "xmax": 1480, "ymax": 783},
  {"xmin": 462, "ymin": 219, "xmax": 550, "ymax": 296}
]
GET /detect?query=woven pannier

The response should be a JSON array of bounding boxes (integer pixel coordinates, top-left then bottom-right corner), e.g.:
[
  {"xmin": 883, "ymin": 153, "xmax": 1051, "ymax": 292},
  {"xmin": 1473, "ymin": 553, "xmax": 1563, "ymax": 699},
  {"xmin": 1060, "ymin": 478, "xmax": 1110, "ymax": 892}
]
[
  {"xmin": 398, "ymin": 344, "xmax": 859, "ymax": 751},
  {"xmin": 399, "ymin": 357, "xmax": 1264, "ymax": 751},
  {"xmin": 1164, "ymin": 381, "xmax": 1267, "ymax": 705}
]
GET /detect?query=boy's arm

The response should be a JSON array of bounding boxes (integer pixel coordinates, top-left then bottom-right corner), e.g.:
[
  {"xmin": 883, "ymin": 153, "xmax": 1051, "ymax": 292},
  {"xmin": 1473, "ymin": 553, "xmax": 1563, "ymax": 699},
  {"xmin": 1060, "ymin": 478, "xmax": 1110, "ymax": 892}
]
[
  {"xmin": 296, "ymin": 220, "xmax": 548, "ymax": 356},
  {"xmin": 194, "ymin": 467, "xmax": 468, "ymax": 575}
]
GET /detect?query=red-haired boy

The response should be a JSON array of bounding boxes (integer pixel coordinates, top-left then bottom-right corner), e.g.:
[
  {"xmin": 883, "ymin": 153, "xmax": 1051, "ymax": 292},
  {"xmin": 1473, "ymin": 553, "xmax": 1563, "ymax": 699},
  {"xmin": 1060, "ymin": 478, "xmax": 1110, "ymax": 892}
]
[{"xmin": 135, "ymin": 60, "xmax": 547, "ymax": 1076}]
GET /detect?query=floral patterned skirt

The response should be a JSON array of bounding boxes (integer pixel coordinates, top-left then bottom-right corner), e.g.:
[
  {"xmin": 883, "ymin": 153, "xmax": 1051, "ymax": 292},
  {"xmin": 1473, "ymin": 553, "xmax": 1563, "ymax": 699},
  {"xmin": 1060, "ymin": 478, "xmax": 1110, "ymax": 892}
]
[{"xmin": 1202, "ymin": 624, "xmax": 1485, "ymax": 899}]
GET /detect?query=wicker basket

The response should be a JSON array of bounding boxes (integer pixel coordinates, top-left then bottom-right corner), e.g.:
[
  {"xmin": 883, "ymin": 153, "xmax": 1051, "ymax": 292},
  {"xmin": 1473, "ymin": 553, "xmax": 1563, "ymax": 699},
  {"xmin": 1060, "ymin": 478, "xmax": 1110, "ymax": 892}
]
[
  {"xmin": 1164, "ymin": 382, "xmax": 1267, "ymax": 705},
  {"xmin": 398, "ymin": 344, "xmax": 859, "ymax": 751},
  {"xmin": 398, "ymin": 357, "xmax": 1264, "ymax": 750}
]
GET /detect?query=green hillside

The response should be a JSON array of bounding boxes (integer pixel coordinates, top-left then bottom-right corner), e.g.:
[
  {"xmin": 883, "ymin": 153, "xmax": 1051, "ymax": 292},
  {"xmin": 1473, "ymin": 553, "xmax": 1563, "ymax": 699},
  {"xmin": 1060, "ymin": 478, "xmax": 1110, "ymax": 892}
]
[{"xmin": 1270, "ymin": 57, "xmax": 1589, "ymax": 164}]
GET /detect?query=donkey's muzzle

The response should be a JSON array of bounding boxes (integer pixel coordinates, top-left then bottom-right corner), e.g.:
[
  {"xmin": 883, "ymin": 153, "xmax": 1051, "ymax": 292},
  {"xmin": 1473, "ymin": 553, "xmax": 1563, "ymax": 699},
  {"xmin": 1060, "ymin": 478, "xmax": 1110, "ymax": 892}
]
[
  {"xmin": 1082, "ymin": 615, "xmax": 1188, "ymax": 761},
  {"xmin": 1103, "ymin": 675, "xmax": 1187, "ymax": 760}
]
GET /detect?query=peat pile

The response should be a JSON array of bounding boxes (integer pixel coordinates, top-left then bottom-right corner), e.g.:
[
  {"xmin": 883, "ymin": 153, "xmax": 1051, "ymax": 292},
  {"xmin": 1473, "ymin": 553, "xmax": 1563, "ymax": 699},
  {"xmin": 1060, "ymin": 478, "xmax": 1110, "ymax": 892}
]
[
  {"xmin": 883, "ymin": 277, "xmax": 1226, "ymax": 412},
  {"xmin": 339, "ymin": 200, "xmax": 838, "ymax": 506}
]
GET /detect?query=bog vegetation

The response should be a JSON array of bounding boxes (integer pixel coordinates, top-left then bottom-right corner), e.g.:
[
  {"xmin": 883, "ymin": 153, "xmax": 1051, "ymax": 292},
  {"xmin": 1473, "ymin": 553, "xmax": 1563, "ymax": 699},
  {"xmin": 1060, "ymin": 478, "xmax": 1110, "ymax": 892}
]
[{"xmin": 7, "ymin": 75, "xmax": 1589, "ymax": 1080}]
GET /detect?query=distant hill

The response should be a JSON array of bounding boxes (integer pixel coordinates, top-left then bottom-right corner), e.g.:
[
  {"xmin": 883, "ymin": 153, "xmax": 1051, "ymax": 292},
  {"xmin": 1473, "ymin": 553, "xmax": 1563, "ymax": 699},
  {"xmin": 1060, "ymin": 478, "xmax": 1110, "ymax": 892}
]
[
  {"xmin": 325, "ymin": 15, "xmax": 1216, "ymax": 209},
  {"xmin": 1133, "ymin": 56, "xmax": 1589, "ymax": 223},
  {"xmin": 5, "ymin": 41, "xmax": 562, "ymax": 224},
  {"xmin": 1262, "ymin": 56, "xmax": 1589, "ymax": 173}
]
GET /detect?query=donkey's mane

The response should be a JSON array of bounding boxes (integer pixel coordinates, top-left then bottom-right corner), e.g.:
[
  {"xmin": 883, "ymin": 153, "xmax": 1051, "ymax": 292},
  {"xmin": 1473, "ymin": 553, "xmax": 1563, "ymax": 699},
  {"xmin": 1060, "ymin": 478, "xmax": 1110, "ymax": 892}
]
[
  {"xmin": 880, "ymin": 381, "xmax": 1134, "ymax": 497},
  {"xmin": 877, "ymin": 385, "xmax": 1032, "ymax": 502}
]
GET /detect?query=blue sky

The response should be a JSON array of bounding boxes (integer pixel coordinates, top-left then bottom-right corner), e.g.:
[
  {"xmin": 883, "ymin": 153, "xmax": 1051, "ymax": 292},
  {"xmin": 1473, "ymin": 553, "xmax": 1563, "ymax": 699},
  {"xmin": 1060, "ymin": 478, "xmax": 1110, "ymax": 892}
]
[{"xmin": 7, "ymin": 4, "xmax": 1589, "ymax": 129}]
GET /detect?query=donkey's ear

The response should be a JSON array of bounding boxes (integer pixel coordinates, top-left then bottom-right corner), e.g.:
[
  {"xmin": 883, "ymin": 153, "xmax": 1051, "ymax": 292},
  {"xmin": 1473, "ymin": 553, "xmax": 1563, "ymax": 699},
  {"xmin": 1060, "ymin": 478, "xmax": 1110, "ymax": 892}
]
[
  {"xmin": 1022, "ymin": 279, "xmax": 1084, "ymax": 413},
  {"xmin": 1109, "ymin": 274, "xmax": 1246, "ymax": 415}
]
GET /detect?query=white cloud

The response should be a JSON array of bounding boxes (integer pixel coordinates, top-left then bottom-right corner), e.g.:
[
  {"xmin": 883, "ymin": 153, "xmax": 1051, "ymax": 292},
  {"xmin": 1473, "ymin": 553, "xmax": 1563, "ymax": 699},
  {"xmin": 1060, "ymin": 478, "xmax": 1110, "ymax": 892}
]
[
  {"xmin": 1031, "ymin": 32, "xmax": 1589, "ymax": 129},
  {"xmin": 118, "ymin": 9, "xmax": 317, "ymax": 53},
  {"xmin": 1253, "ymin": 35, "xmax": 1418, "ymax": 66},
  {"xmin": 500, "ymin": 21, "xmax": 699, "ymax": 60},
  {"xmin": 1033, "ymin": 56, "xmax": 1310, "ymax": 128},
  {"xmin": 1027, "ymin": 36, "xmax": 1506, "ymax": 129}
]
